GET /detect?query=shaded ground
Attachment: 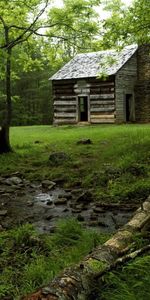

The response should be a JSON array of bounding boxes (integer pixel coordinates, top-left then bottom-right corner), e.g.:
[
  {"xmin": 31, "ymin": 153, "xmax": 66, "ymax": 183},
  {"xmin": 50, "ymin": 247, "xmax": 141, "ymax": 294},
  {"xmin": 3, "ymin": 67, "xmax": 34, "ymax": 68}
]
[{"xmin": 0, "ymin": 174, "xmax": 138, "ymax": 234}]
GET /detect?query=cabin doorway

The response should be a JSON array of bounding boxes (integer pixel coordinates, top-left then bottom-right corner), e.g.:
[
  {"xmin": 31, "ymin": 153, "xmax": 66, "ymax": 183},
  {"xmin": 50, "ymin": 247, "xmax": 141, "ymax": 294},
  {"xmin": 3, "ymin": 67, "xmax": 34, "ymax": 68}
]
[
  {"xmin": 78, "ymin": 96, "xmax": 88, "ymax": 122},
  {"xmin": 125, "ymin": 94, "xmax": 134, "ymax": 122}
]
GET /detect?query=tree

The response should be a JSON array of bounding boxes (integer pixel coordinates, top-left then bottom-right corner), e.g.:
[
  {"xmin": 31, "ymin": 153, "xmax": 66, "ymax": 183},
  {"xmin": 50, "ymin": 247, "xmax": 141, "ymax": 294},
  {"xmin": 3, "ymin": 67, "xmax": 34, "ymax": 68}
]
[
  {"xmin": 12, "ymin": 67, "xmax": 53, "ymax": 126},
  {"xmin": 0, "ymin": 0, "xmax": 101, "ymax": 154},
  {"xmin": 46, "ymin": 0, "xmax": 101, "ymax": 59},
  {"xmin": 0, "ymin": 0, "xmax": 50, "ymax": 153},
  {"xmin": 100, "ymin": 0, "xmax": 150, "ymax": 48}
]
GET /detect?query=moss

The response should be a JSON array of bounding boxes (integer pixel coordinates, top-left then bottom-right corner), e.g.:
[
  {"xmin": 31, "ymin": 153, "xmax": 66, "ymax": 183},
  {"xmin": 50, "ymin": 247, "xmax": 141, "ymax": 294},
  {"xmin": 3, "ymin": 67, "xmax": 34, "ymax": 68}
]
[{"xmin": 86, "ymin": 258, "xmax": 108, "ymax": 273}]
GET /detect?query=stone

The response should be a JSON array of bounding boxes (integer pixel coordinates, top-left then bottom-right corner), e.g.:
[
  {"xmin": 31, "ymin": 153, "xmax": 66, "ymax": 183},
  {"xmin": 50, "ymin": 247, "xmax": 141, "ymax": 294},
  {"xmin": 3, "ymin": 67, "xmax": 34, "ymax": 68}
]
[
  {"xmin": 58, "ymin": 194, "xmax": 66, "ymax": 199},
  {"xmin": 98, "ymin": 221, "xmax": 108, "ymax": 227},
  {"xmin": 24, "ymin": 180, "xmax": 31, "ymax": 186},
  {"xmin": 88, "ymin": 220, "xmax": 99, "ymax": 227},
  {"xmin": 49, "ymin": 226, "xmax": 56, "ymax": 233},
  {"xmin": 0, "ymin": 224, "xmax": 4, "ymax": 231},
  {"xmin": 0, "ymin": 210, "xmax": 8, "ymax": 216},
  {"xmin": 0, "ymin": 176, "xmax": 4, "ymax": 183},
  {"xmin": 0, "ymin": 193, "xmax": 10, "ymax": 199},
  {"xmin": 63, "ymin": 208, "xmax": 69, "ymax": 212},
  {"xmin": 72, "ymin": 208, "xmax": 82, "ymax": 213},
  {"xmin": 53, "ymin": 178, "xmax": 66, "ymax": 185},
  {"xmin": 100, "ymin": 140, "xmax": 109, "ymax": 145},
  {"xmin": 93, "ymin": 207, "xmax": 104, "ymax": 213},
  {"xmin": 27, "ymin": 201, "xmax": 34, "ymax": 207},
  {"xmin": 6, "ymin": 186, "xmax": 18, "ymax": 193},
  {"xmin": 42, "ymin": 180, "xmax": 56, "ymax": 190},
  {"xmin": 5, "ymin": 176, "xmax": 22, "ymax": 185},
  {"xmin": 71, "ymin": 189, "xmax": 83, "ymax": 195},
  {"xmin": 76, "ymin": 203, "xmax": 88, "ymax": 210},
  {"xmin": 45, "ymin": 214, "xmax": 53, "ymax": 221},
  {"xmin": 90, "ymin": 213, "xmax": 98, "ymax": 221},
  {"xmin": 76, "ymin": 191, "xmax": 92, "ymax": 203},
  {"xmin": 77, "ymin": 214, "xmax": 85, "ymax": 222},
  {"xmin": 47, "ymin": 200, "xmax": 53, "ymax": 206},
  {"xmin": 34, "ymin": 140, "xmax": 41, "ymax": 144},
  {"xmin": 16, "ymin": 190, "xmax": 26, "ymax": 197},
  {"xmin": 64, "ymin": 193, "xmax": 72, "ymax": 200},
  {"xmin": 76, "ymin": 139, "xmax": 92, "ymax": 145},
  {"xmin": 0, "ymin": 188, "xmax": 5, "ymax": 194},
  {"xmin": 49, "ymin": 152, "xmax": 70, "ymax": 166},
  {"xmin": 55, "ymin": 198, "xmax": 67, "ymax": 205},
  {"xmin": 35, "ymin": 193, "xmax": 51, "ymax": 203}
]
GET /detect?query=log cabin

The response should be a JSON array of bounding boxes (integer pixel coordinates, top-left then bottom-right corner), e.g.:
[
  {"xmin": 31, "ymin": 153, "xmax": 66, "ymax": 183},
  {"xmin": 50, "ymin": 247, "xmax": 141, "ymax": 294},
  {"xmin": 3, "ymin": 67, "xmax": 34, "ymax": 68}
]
[{"xmin": 50, "ymin": 44, "xmax": 150, "ymax": 124}]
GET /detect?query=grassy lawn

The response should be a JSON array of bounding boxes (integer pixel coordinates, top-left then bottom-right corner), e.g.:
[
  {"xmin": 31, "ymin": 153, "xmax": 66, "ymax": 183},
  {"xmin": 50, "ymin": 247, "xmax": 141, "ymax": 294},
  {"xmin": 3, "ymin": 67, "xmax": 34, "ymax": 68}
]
[{"xmin": 0, "ymin": 123, "xmax": 149, "ymax": 204}]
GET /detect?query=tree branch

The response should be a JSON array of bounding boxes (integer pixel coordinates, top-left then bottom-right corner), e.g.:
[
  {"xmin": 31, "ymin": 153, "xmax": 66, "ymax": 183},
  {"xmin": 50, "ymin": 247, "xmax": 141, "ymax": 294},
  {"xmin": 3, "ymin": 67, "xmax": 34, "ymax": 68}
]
[
  {"xmin": 0, "ymin": 15, "xmax": 6, "ymax": 28},
  {"xmin": 0, "ymin": 0, "xmax": 49, "ymax": 50},
  {"xmin": 0, "ymin": 22, "xmax": 94, "ymax": 51}
]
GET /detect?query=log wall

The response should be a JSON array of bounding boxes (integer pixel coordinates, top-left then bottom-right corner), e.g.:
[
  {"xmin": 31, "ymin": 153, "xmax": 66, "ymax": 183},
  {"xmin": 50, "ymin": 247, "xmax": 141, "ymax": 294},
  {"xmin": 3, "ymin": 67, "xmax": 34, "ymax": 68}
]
[
  {"xmin": 53, "ymin": 80, "xmax": 77, "ymax": 124},
  {"xmin": 88, "ymin": 78, "xmax": 115, "ymax": 123},
  {"xmin": 52, "ymin": 77, "xmax": 115, "ymax": 124},
  {"xmin": 115, "ymin": 53, "xmax": 137, "ymax": 123}
]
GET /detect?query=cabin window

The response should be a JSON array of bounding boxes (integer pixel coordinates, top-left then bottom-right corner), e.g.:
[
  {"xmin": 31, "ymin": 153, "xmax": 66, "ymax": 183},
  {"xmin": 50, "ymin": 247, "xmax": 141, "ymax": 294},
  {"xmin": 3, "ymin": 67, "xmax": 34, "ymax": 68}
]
[
  {"xmin": 125, "ymin": 94, "xmax": 134, "ymax": 122},
  {"xmin": 78, "ymin": 96, "xmax": 88, "ymax": 121}
]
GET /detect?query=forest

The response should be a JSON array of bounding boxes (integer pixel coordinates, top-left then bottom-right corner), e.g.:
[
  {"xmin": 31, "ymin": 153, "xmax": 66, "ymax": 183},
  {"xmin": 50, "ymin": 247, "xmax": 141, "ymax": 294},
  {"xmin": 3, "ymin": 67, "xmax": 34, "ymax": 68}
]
[
  {"xmin": 0, "ymin": 0, "xmax": 149, "ymax": 128},
  {"xmin": 0, "ymin": 0, "xmax": 150, "ymax": 299}
]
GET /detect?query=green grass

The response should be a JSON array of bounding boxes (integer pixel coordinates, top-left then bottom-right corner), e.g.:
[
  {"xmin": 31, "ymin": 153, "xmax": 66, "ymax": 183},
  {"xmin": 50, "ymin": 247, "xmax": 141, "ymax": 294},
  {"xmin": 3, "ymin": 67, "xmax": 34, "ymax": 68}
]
[
  {"xmin": 0, "ymin": 124, "xmax": 149, "ymax": 204},
  {"xmin": 99, "ymin": 254, "xmax": 150, "ymax": 300},
  {"xmin": 0, "ymin": 124, "xmax": 150, "ymax": 299},
  {"xmin": 0, "ymin": 219, "xmax": 109, "ymax": 299}
]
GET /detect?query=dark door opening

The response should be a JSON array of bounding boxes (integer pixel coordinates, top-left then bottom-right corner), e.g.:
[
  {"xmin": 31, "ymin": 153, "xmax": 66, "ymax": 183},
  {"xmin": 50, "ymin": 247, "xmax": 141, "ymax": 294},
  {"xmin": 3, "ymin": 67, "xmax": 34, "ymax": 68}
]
[
  {"xmin": 125, "ymin": 94, "xmax": 134, "ymax": 122},
  {"xmin": 78, "ymin": 96, "xmax": 88, "ymax": 121}
]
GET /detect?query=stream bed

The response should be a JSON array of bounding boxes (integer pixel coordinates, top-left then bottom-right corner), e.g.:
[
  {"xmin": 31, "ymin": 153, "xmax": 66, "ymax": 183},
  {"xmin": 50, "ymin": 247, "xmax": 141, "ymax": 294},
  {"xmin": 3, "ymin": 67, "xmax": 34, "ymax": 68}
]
[{"xmin": 0, "ymin": 178, "xmax": 138, "ymax": 234}]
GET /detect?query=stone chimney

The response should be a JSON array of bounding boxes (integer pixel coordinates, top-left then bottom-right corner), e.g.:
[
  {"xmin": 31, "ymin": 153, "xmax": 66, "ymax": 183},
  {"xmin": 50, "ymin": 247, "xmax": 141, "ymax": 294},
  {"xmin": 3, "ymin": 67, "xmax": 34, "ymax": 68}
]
[{"xmin": 134, "ymin": 44, "xmax": 150, "ymax": 122}]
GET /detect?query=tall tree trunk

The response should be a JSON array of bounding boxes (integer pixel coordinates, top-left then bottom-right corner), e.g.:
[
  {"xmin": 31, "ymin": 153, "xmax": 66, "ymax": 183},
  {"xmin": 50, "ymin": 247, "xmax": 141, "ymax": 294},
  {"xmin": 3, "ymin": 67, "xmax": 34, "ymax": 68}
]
[
  {"xmin": 22, "ymin": 197, "xmax": 150, "ymax": 300},
  {"xmin": 0, "ymin": 28, "xmax": 12, "ymax": 154},
  {"xmin": 6, "ymin": 47, "xmax": 12, "ymax": 127},
  {"xmin": 0, "ymin": 125, "xmax": 11, "ymax": 154}
]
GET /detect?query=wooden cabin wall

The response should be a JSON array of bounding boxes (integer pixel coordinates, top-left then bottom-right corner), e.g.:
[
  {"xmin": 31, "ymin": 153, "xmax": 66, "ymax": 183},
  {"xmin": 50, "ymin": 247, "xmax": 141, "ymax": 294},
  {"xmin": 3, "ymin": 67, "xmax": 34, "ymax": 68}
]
[
  {"xmin": 53, "ymin": 77, "xmax": 115, "ymax": 124},
  {"xmin": 115, "ymin": 54, "xmax": 137, "ymax": 123},
  {"xmin": 53, "ymin": 79, "xmax": 77, "ymax": 124},
  {"xmin": 134, "ymin": 45, "xmax": 150, "ymax": 123},
  {"xmin": 87, "ymin": 78, "xmax": 115, "ymax": 123}
]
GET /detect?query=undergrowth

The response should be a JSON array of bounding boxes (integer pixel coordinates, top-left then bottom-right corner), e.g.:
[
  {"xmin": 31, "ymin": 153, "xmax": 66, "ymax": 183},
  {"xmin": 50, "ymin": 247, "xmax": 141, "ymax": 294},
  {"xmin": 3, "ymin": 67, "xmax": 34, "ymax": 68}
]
[
  {"xmin": 0, "ymin": 219, "xmax": 109, "ymax": 299},
  {"xmin": 99, "ymin": 254, "xmax": 150, "ymax": 300}
]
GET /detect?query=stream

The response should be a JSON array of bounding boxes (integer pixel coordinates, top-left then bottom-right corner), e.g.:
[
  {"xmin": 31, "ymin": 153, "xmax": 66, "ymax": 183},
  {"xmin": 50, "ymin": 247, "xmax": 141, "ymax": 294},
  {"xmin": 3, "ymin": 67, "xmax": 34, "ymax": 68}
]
[
  {"xmin": 33, "ymin": 188, "xmax": 135, "ymax": 233},
  {"xmin": 0, "ymin": 177, "xmax": 137, "ymax": 234}
]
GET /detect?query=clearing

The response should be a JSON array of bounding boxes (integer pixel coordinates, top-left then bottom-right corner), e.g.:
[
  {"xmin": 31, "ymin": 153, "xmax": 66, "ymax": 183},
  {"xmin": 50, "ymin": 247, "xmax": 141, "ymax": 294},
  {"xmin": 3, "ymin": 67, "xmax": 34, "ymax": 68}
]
[{"xmin": 0, "ymin": 124, "xmax": 150, "ymax": 299}]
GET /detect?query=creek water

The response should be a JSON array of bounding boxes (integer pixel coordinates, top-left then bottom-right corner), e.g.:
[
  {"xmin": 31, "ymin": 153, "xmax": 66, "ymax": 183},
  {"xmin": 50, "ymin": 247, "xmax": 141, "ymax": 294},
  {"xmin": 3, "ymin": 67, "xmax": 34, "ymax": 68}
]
[
  {"xmin": 0, "ymin": 183, "xmax": 136, "ymax": 234},
  {"xmin": 33, "ymin": 188, "xmax": 135, "ymax": 234}
]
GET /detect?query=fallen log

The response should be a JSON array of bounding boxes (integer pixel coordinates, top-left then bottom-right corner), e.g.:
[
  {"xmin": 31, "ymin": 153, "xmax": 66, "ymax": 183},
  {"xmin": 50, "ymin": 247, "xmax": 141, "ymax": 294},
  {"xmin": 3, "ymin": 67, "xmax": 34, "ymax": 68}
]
[{"xmin": 22, "ymin": 196, "xmax": 150, "ymax": 300}]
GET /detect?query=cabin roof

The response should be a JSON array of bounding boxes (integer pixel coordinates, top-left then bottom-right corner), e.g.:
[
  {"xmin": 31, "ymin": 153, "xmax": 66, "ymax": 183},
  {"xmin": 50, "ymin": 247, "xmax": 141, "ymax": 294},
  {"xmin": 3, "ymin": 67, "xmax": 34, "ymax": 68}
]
[{"xmin": 50, "ymin": 44, "xmax": 138, "ymax": 80}]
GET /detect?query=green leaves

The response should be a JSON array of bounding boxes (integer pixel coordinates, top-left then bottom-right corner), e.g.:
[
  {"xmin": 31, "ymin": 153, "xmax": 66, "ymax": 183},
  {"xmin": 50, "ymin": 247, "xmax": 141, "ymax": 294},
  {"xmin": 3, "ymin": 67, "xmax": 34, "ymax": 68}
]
[
  {"xmin": 46, "ymin": 0, "xmax": 100, "ymax": 60},
  {"xmin": 101, "ymin": 0, "xmax": 150, "ymax": 47}
]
